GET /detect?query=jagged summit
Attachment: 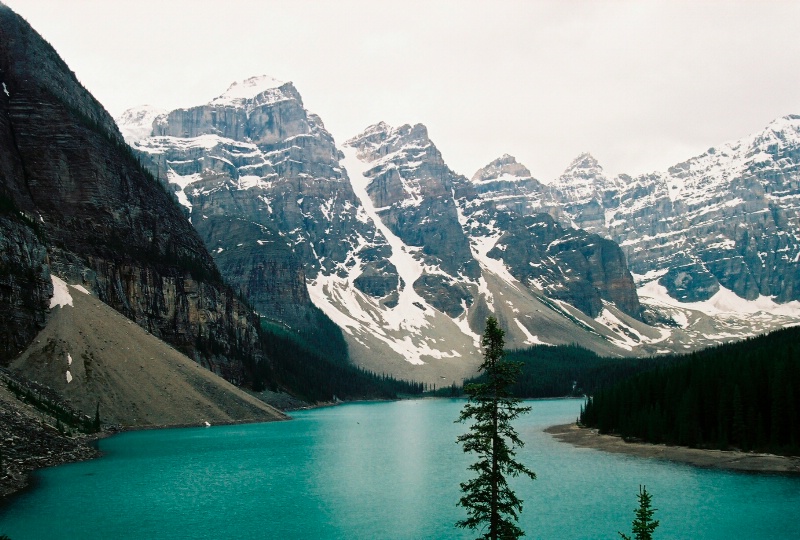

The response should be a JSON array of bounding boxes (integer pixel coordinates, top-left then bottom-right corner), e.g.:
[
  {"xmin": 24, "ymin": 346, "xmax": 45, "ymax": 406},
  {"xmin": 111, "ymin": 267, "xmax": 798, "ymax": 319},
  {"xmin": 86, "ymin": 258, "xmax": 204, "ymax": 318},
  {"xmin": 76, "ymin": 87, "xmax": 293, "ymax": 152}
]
[
  {"xmin": 551, "ymin": 152, "xmax": 611, "ymax": 200},
  {"xmin": 471, "ymin": 154, "xmax": 533, "ymax": 184},
  {"xmin": 564, "ymin": 152, "xmax": 601, "ymax": 172},
  {"xmin": 347, "ymin": 121, "xmax": 430, "ymax": 149}
]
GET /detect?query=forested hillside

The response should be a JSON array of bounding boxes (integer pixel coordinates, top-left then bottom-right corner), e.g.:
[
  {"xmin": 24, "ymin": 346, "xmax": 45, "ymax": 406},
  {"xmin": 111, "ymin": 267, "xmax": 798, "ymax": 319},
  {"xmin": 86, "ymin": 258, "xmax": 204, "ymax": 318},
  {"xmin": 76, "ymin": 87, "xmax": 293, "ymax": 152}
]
[{"xmin": 580, "ymin": 327, "xmax": 800, "ymax": 455}]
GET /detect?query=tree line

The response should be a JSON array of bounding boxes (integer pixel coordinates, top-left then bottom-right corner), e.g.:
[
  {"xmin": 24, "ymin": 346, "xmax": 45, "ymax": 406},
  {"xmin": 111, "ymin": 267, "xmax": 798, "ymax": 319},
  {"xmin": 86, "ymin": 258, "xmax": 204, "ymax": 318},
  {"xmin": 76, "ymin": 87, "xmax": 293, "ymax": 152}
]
[
  {"xmin": 463, "ymin": 343, "xmax": 671, "ymax": 398},
  {"xmin": 246, "ymin": 321, "xmax": 423, "ymax": 403},
  {"xmin": 580, "ymin": 326, "xmax": 800, "ymax": 455}
]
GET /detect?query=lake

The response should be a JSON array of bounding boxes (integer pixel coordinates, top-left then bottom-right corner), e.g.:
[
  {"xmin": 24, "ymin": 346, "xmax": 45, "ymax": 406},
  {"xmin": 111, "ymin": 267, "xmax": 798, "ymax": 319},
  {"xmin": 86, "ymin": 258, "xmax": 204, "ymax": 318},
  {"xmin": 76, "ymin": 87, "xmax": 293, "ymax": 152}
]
[{"xmin": 2, "ymin": 398, "xmax": 799, "ymax": 539}]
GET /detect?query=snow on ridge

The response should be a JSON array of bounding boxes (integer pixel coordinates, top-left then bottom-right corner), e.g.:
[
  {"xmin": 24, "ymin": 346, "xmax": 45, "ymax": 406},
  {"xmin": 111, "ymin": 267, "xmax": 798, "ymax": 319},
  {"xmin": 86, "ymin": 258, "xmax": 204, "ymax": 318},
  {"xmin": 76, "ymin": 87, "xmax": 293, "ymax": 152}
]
[
  {"xmin": 117, "ymin": 105, "xmax": 167, "ymax": 145},
  {"xmin": 167, "ymin": 170, "xmax": 202, "ymax": 211},
  {"xmin": 211, "ymin": 75, "xmax": 286, "ymax": 106},
  {"xmin": 136, "ymin": 133, "xmax": 257, "ymax": 154},
  {"xmin": 50, "ymin": 275, "xmax": 73, "ymax": 308},
  {"xmin": 513, "ymin": 318, "xmax": 549, "ymax": 346},
  {"xmin": 342, "ymin": 146, "xmax": 431, "ymax": 329},
  {"xmin": 638, "ymin": 279, "xmax": 800, "ymax": 318},
  {"xmin": 307, "ymin": 147, "xmax": 480, "ymax": 366},
  {"xmin": 70, "ymin": 284, "xmax": 91, "ymax": 295}
]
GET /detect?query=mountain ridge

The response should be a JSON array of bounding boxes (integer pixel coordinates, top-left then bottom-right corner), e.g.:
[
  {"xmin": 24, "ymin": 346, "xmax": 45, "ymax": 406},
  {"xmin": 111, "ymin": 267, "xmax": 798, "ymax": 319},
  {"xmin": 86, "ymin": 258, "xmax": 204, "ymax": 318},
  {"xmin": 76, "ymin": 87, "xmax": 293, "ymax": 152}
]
[{"xmin": 119, "ymin": 72, "xmax": 800, "ymax": 382}]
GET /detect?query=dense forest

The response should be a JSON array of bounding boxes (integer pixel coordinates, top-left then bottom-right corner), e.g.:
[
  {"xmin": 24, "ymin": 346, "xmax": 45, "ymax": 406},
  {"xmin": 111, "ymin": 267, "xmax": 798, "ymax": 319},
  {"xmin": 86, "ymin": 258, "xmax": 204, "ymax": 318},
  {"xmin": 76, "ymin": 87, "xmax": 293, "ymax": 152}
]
[
  {"xmin": 580, "ymin": 327, "xmax": 800, "ymax": 456},
  {"xmin": 250, "ymin": 322, "xmax": 423, "ymax": 403},
  {"xmin": 461, "ymin": 344, "xmax": 668, "ymax": 398}
]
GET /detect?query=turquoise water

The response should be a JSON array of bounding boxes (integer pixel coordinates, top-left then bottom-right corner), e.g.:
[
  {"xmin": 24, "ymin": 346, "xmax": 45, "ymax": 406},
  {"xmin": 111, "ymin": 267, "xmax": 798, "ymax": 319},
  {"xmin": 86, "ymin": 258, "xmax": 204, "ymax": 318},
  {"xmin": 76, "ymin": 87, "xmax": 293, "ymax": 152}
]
[{"xmin": 2, "ymin": 398, "xmax": 799, "ymax": 539}]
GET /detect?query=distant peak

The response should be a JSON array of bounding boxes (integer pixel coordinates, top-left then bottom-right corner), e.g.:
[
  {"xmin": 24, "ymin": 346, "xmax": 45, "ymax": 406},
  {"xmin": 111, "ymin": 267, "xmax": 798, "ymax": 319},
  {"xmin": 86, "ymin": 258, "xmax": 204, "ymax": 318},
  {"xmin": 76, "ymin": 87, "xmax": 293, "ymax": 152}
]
[
  {"xmin": 116, "ymin": 105, "xmax": 168, "ymax": 144},
  {"xmin": 565, "ymin": 152, "xmax": 601, "ymax": 172},
  {"xmin": 408, "ymin": 123, "xmax": 429, "ymax": 140},
  {"xmin": 764, "ymin": 114, "xmax": 800, "ymax": 133},
  {"xmin": 472, "ymin": 154, "xmax": 532, "ymax": 183},
  {"xmin": 345, "ymin": 121, "xmax": 393, "ymax": 147},
  {"xmin": 210, "ymin": 75, "xmax": 288, "ymax": 105}
]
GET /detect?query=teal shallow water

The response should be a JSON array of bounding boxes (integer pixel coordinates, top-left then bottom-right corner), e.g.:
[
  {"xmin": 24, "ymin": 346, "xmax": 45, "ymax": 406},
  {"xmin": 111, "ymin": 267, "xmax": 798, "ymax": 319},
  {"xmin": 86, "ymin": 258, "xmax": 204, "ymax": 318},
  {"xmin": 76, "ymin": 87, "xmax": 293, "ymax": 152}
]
[{"xmin": 2, "ymin": 398, "xmax": 799, "ymax": 539}]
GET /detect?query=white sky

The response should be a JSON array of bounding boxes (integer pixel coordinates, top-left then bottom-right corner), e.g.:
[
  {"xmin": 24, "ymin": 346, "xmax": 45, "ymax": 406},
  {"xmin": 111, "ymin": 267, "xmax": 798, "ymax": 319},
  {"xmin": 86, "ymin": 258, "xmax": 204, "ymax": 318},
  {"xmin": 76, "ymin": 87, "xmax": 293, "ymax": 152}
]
[{"xmin": 6, "ymin": 0, "xmax": 800, "ymax": 181}]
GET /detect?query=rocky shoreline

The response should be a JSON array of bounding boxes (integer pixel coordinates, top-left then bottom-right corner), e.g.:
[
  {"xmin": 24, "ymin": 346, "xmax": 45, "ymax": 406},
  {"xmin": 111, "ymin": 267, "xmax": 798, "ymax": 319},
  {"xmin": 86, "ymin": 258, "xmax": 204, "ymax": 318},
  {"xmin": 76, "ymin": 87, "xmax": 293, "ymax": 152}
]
[
  {"xmin": 545, "ymin": 423, "xmax": 800, "ymax": 475},
  {"xmin": 0, "ymin": 403, "xmax": 102, "ymax": 502}
]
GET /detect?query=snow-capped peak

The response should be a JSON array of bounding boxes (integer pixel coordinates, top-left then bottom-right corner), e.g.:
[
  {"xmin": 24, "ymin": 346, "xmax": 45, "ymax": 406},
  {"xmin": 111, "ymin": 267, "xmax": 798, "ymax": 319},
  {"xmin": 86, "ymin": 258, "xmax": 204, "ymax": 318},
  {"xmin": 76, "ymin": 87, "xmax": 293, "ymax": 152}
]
[
  {"xmin": 210, "ymin": 75, "xmax": 286, "ymax": 106},
  {"xmin": 748, "ymin": 114, "xmax": 800, "ymax": 151},
  {"xmin": 116, "ymin": 105, "xmax": 167, "ymax": 145},
  {"xmin": 564, "ymin": 152, "xmax": 601, "ymax": 172}
]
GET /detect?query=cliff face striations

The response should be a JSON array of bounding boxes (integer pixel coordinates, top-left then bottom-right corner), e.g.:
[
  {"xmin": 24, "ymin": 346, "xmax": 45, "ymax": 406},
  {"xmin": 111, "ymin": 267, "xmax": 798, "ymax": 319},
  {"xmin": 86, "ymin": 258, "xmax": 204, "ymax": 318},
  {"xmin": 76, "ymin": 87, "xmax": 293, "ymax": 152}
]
[{"xmin": 0, "ymin": 5, "xmax": 264, "ymax": 380}]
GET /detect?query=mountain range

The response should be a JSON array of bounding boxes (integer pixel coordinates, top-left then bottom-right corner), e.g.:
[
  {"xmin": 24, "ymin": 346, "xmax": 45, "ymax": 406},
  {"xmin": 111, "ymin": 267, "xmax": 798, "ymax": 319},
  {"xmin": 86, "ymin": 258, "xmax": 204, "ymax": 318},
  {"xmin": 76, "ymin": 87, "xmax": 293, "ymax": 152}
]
[
  {"xmin": 118, "ymin": 76, "xmax": 800, "ymax": 384},
  {"xmin": 1, "ymin": 0, "xmax": 799, "ymax": 416}
]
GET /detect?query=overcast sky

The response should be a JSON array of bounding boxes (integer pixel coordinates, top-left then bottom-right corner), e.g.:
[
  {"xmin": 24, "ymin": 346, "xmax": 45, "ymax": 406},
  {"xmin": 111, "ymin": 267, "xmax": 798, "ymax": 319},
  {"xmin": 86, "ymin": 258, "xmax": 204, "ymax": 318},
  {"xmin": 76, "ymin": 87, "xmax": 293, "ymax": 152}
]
[{"xmin": 6, "ymin": 0, "xmax": 800, "ymax": 181}]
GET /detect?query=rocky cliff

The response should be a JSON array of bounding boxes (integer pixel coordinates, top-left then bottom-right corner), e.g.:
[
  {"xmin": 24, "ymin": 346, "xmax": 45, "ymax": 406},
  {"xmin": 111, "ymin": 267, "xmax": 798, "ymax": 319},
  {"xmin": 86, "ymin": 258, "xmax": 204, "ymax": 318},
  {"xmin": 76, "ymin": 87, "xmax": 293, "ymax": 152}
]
[
  {"xmin": 345, "ymin": 122, "xmax": 480, "ymax": 316},
  {"xmin": 0, "ymin": 4, "xmax": 265, "ymax": 382},
  {"xmin": 123, "ymin": 90, "xmax": 655, "ymax": 382}
]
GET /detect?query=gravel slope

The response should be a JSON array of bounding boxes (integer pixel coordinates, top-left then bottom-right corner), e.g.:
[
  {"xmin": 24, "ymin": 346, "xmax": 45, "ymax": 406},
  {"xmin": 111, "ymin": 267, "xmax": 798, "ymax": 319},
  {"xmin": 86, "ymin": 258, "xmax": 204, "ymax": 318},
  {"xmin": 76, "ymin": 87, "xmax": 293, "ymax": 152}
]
[{"xmin": 10, "ymin": 283, "xmax": 286, "ymax": 427}]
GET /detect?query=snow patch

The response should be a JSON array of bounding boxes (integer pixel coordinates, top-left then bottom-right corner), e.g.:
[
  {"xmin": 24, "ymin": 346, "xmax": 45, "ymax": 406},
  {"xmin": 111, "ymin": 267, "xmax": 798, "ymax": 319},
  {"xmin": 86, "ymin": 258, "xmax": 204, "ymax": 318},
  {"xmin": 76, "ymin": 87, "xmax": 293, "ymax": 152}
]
[
  {"xmin": 211, "ymin": 75, "xmax": 284, "ymax": 105},
  {"xmin": 50, "ymin": 276, "xmax": 73, "ymax": 308},
  {"xmin": 70, "ymin": 284, "xmax": 91, "ymax": 295},
  {"xmin": 116, "ymin": 105, "xmax": 167, "ymax": 144},
  {"xmin": 595, "ymin": 307, "xmax": 644, "ymax": 351},
  {"xmin": 341, "ymin": 146, "xmax": 431, "ymax": 330},
  {"xmin": 2, "ymin": 82, "xmax": 8, "ymax": 97},
  {"xmin": 513, "ymin": 318, "xmax": 549, "ymax": 345},
  {"xmin": 638, "ymin": 280, "xmax": 800, "ymax": 318},
  {"xmin": 66, "ymin": 370, "xmax": 72, "ymax": 383},
  {"xmin": 237, "ymin": 175, "xmax": 264, "ymax": 190},
  {"xmin": 306, "ymin": 146, "xmax": 478, "ymax": 366}
]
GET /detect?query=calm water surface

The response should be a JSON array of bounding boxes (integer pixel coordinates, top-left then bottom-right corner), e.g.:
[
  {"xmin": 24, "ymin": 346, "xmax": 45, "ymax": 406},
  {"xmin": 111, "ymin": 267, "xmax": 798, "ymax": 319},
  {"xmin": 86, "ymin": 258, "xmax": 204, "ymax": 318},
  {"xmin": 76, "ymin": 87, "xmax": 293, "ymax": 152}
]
[{"xmin": 2, "ymin": 398, "xmax": 799, "ymax": 539}]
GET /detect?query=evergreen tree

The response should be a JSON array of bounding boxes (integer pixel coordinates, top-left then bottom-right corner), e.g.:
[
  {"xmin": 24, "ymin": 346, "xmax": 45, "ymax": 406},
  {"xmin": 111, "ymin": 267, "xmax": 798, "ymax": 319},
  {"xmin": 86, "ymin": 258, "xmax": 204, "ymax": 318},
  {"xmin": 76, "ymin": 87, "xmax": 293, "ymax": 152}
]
[
  {"xmin": 456, "ymin": 317, "xmax": 536, "ymax": 540},
  {"xmin": 619, "ymin": 485, "xmax": 659, "ymax": 540},
  {"xmin": 93, "ymin": 402, "xmax": 101, "ymax": 433}
]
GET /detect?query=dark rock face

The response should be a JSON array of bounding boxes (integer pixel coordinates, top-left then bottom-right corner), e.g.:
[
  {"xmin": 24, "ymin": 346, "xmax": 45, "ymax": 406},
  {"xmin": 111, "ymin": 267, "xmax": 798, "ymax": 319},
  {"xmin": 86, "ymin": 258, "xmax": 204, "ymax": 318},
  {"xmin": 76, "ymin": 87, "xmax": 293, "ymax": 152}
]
[
  {"xmin": 198, "ymin": 217, "xmax": 310, "ymax": 324},
  {"xmin": 0, "ymin": 4, "xmax": 263, "ymax": 378},
  {"xmin": 552, "ymin": 118, "xmax": 800, "ymax": 304},
  {"xmin": 124, "ymin": 77, "xmax": 398, "ymax": 334},
  {"xmin": 459, "ymin": 155, "xmax": 642, "ymax": 319},
  {"xmin": 0, "ymin": 217, "xmax": 51, "ymax": 361}
]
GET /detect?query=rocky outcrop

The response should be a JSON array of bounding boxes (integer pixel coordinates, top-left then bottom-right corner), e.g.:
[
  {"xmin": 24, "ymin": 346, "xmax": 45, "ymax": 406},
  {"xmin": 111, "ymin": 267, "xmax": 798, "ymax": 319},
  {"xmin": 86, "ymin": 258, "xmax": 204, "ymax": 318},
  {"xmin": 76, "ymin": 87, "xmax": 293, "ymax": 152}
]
[
  {"xmin": 0, "ymin": 4, "xmax": 264, "ymax": 379},
  {"xmin": 0, "ymin": 369, "xmax": 100, "ymax": 501}
]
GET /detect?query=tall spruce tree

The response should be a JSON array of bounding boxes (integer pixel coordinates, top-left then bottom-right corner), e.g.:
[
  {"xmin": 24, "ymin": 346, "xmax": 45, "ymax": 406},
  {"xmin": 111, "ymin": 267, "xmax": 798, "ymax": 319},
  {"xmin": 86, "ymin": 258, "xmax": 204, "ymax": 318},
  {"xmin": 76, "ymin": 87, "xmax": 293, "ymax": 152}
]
[
  {"xmin": 619, "ymin": 485, "xmax": 659, "ymax": 540},
  {"xmin": 456, "ymin": 316, "xmax": 536, "ymax": 540}
]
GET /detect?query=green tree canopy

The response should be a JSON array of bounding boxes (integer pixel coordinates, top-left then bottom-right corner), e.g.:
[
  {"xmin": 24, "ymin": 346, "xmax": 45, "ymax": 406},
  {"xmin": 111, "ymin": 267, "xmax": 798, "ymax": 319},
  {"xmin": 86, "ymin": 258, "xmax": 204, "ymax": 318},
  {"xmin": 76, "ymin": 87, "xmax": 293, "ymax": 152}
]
[{"xmin": 619, "ymin": 485, "xmax": 659, "ymax": 540}]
